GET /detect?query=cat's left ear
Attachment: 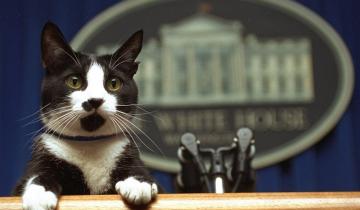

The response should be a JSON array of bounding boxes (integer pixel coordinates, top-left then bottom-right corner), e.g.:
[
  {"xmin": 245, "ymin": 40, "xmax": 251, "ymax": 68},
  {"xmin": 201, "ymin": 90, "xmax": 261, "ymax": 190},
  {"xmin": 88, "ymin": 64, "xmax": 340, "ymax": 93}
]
[
  {"xmin": 111, "ymin": 30, "xmax": 143, "ymax": 76},
  {"xmin": 41, "ymin": 22, "xmax": 77, "ymax": 70}
]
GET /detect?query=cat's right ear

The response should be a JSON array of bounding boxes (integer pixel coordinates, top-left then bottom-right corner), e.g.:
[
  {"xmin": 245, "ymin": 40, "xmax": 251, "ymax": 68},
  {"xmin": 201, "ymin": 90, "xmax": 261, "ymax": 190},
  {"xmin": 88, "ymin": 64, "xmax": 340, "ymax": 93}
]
[{"xmin": 41, "ymin": 22, "xmax": 76, "ymax": 70}]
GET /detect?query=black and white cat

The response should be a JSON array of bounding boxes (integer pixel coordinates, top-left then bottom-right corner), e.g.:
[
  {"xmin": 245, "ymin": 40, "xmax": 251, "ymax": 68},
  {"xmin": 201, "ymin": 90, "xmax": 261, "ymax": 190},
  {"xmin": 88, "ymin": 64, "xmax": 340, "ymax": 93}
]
[{"xmin": 13, "ymin": 22, "xmax": 158, "ymax": 209}]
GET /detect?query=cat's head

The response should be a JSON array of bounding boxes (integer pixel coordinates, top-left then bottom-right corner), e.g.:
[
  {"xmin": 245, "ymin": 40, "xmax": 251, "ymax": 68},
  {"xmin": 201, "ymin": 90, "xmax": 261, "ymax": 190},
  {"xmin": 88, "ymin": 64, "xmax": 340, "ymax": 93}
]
[{"xmin": 40, "ymin": 22, "xmax": 142, "ymax": 137}]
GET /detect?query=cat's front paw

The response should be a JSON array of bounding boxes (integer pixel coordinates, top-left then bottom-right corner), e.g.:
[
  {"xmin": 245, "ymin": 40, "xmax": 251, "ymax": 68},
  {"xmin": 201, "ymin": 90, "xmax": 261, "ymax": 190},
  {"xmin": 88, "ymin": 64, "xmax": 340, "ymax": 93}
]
[
  {"xmin": 115, "ymin": 177, "xmax": 158, "ymax": 205},
  {"xmin": 22, "ymin": 184, "xmax": 58, "ymax": 210}
]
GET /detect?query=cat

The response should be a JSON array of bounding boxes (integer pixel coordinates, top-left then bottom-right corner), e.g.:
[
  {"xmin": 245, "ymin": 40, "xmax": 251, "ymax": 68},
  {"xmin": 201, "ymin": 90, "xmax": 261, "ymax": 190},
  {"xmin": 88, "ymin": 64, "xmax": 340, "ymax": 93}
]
[{"xmin": 13, "ymin": 22, "xmax": 158, "ymax": 210}]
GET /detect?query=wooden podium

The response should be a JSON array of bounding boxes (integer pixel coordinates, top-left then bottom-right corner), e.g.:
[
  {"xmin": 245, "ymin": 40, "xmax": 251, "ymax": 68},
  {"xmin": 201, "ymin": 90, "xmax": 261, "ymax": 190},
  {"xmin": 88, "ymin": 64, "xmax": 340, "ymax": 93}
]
[{"xmin": 0, "ymin": 192, "xmax": 359, "ymax": 210}]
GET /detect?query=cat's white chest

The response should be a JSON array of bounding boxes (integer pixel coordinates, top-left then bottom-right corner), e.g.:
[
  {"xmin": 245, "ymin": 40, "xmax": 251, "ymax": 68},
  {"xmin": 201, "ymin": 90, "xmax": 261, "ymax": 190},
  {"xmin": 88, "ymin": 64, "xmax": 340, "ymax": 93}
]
[{"xmin": 41, "ymin": 134, "xmax": 129, "ymax": 194}]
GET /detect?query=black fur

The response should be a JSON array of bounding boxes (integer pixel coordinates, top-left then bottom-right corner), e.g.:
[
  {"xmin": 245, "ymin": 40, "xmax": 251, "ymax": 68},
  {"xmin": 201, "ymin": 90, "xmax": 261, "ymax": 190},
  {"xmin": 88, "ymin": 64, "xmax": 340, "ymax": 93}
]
[
  {"xmin": 13, "ymin": 22, "xmax": 157, "ymax": 200},
  {"xmin": 13, "ymin": 137, "xmax": 154, "ymax": 196}
]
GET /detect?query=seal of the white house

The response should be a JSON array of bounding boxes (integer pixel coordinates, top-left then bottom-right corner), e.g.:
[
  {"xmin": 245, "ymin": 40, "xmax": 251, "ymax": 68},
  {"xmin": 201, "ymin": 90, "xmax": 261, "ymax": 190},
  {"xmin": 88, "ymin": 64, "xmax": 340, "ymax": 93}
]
[{"xmin": 71, "ymin": 0, "xmax": 354, "ymax": 172}]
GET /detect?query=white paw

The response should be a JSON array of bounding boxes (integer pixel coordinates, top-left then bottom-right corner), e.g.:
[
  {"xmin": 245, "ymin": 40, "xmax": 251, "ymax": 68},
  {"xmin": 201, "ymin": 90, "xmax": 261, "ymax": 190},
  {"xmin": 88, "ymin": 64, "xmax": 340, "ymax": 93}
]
[
  {"xmin": 115, "ymin": 177, "xmax": 158, "ymax": 205},
  {"xmin": 22, "ymin": 184, "xmax": 58, "ymax": 210}
]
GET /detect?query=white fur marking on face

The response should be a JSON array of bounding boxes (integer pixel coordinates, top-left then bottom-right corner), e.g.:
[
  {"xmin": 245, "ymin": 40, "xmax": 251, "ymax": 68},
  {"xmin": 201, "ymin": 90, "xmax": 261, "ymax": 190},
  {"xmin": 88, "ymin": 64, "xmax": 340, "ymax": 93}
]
[
  {"xmin": 46, "ymin": 61, "xmax": 120, "ymax": 136},
  {"xmin": 22, "ymin": 176, "xmax": 58, "ymax": 210},
  {"xmin": 115, "ymin": 177, "xmax": 158, "ymax": 205},
  {"xmin": 42, "ymin": 133, "xmax": 129, "ymax": 194},
  {"xmin": 70, "ymin": 62, "xmax": 117, "ymax": 113}
]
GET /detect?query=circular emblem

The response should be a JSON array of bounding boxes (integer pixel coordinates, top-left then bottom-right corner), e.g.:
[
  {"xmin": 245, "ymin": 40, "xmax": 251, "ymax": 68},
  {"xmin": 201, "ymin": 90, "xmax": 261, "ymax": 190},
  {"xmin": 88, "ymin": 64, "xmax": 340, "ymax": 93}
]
[{"xmin": 72, "ymin": 0, "xmax": 354, "ymax": 172}]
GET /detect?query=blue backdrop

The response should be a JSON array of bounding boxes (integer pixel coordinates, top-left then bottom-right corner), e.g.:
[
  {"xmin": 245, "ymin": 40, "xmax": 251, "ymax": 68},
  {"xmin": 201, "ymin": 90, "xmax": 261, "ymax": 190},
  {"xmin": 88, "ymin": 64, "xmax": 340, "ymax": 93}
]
[{"xmin": 0, "ymin": 0, "xmax": 359, "ymax": 195}]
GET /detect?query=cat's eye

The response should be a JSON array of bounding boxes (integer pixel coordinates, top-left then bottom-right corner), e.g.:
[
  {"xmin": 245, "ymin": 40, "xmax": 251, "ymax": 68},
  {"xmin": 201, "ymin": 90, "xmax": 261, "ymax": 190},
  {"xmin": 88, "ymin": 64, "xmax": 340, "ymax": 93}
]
[
  {"xmin": 65, "ymin": 75, "xmax": 83, "ymax": 90},
  {"xmin": 106, "ymin": 77, "xmax": 122, "ymax": 92}
]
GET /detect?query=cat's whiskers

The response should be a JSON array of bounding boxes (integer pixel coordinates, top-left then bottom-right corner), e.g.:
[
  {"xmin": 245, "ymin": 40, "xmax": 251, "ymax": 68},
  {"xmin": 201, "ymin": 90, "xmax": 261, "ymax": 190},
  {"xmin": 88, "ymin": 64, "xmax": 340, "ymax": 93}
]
[
  {"xmin": 112, "ymin": 114, "xmax": 159, "ymax": 153},
  {"xmin": 110, "ymin": 47, "xmax": 134, "ymax": 69},
  {"xmin": 18, "ymin": 103, "xmax": 51, "ymax": 121},
  {"xmin": 24, "ymin": 106, "xmax": 73, "ymax": 127},
  {"xmin": 109, "ymin": 117, "xmax": 119, "ymax": 135},
  {"xmin": 22, "ymin": 117, "xmax": 47, "ymax": 128},
  {"xmin": 40, "ymin": 106, "xmax": 74, "ymax": 128},
  {"xmin": 56, "ymin": 33, "xmax": 82, "ymax": 66},
  {"xmin": 46, "ymin": 114, "xmax": 73, "ymax": 134},
  {"xmin": 57, "ymin": 48, "xmax": 81, "ymax": 66},
  {"xmin": 56, "ymin": 112, "xmax": 79, "ymax": 140},
  {"xmin": 39, "ymin": 105, "xmax": 73, "ymax": 120},
  {"xmin": 25, "ymin": 107, "xmax": 74, "ymax": 137},
  {"xmin": 111, "ymin": 116, "xmax": 142, "ymax": 154},
  {"xmin": 42, "ymin": 104, "xmax": 73, "ymax": 114},
  {"xmin": 72, "ymin": 52, "xmax": 81, "ymax": 67},
  {"xmin": 114, "ymin": 104, "xmax": 162, "ymax": 122},
  {"xmin": 67, "ymin": 114, "xmax": 81, "ymax": 135},
  {"xmin": 23, "ymin": 124, "xmax": 47, "ymax": 150},
  {"xmin": 43, "ymin": 107, "xmax": 74, "ymax": 125},
  {"xmin": 111, "ymin": 58, "xmax": 135, "ymax": 70},
  {"xmin": 116, "ymin": 114, "xmax": 164, "ymax": 156},
  {"xmin": 110, "ymin": 117, "xmax": 127, "ymax": 139},
  {"xmin": 112, "ymin": 110, "xmax": 148, "ymax": 122},
  {"xmin": 110, "ymin": 117, "xmax": 128, "ymax": 141},
  {"xmin": 24, "ymin": 109, "xmax": 75, "ymax": 151},
  {"xmin": 116, "ymin": 104, "xmax": 162, "ymax": 122},
  {"xmin": 26, "ymin": 125, "xmax": 47, "ymax": 138},
  {"xmin": 43, "ymin": 109, "xmax": 76, "ymax": 135},
  {"xmin": 109, "ymin": 51, "xmax": 116, "ymax": 68},
  {"xmin": 21, "ymin": 104, "xmax": 66, "ymax": 128},
  {"xmin": 125, "ymin": 103, "xmax": 150, "ymax": 110}
]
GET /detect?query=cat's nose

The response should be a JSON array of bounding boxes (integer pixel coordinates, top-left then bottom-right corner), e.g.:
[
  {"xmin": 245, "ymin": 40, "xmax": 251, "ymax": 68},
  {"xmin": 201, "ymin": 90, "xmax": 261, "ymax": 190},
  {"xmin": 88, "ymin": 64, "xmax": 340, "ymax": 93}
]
[
  {"xmin": 82, "ymin": 98, "xmax": 104, "ymax": 111},
  {"xmin": 88, "ymin": 98, "xmax": 104, "ymax": 109}
]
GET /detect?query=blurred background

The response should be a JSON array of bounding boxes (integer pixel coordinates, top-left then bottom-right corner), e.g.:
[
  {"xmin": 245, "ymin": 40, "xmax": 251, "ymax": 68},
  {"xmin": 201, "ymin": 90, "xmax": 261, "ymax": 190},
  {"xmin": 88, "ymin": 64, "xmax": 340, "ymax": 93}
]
[{"xmin": 0, "ymin": 0, "xmax": 359, "ymax": 195}]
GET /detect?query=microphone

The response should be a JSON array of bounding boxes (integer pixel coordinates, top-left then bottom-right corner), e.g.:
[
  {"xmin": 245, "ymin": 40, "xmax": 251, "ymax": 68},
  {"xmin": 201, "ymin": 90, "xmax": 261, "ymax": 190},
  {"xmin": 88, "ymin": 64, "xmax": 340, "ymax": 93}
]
[
  {"xmin": 177, "ymin": 133, "xmax": 211, "ymax": 192},
  {"xmin": 231, "ymin": 128, "xmax": 256, "ymax": 192},
  {"xmin": 177, "ymin": 128, "xmax": 256, "ymax": 193}
]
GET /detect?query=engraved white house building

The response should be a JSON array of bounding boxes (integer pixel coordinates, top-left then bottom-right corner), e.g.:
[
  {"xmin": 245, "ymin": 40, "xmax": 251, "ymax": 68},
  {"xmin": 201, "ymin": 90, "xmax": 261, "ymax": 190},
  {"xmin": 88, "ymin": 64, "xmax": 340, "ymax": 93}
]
[{"xmin": 97, "ymin": 14, "xmax": 314, "ymax": 105}]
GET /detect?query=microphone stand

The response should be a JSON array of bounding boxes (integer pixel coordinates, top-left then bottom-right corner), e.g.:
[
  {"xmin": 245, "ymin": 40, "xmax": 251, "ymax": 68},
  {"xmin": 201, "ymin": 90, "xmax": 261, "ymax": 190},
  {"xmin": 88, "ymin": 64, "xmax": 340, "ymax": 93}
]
[{"xmin": 177, "ymin": 128, "xmax": 256, "ymax": 193}]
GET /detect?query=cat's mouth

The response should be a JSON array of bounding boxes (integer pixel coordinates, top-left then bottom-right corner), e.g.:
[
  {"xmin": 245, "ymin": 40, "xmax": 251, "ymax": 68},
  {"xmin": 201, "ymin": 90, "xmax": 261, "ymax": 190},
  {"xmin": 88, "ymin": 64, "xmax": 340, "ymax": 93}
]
[{"xmin": 80, "ymin": 113, "xmax": 105, "ymax": 132}]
